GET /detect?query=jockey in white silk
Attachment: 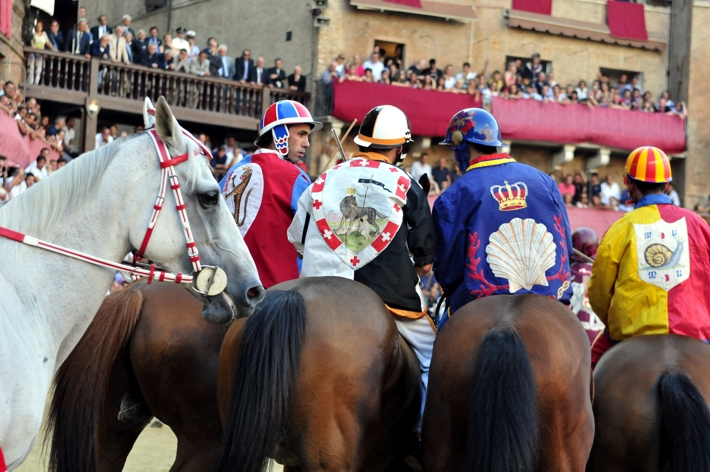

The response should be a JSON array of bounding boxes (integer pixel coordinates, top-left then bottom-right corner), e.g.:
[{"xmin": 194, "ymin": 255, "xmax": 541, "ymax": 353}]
[{"xmin": 288, "ymin": 105, "xmax": 437, "ymax": 430}]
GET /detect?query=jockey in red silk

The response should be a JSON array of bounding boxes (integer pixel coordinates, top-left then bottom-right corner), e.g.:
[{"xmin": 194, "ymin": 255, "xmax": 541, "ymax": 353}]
[
  {"xmin": 288, "ymin": 105, "xmax": 437, "ymax": 430},
  {"xmin": 433, "ymin": 108, "xmax": 573, "ymax": 329},
  {"xmin": 570, "ymin": 227, "xmax": 605, "ymax": 344},
  {"xmin": 588, "ymin": 146, "xmax": 710, "ymax": 369},
  {"xmin": 219, "ymin": 100, "xmax": 321, "ymax": 288}
]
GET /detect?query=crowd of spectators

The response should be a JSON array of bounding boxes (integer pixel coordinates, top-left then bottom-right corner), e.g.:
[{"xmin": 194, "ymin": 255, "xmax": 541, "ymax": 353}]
[
  {"xmin": 27, "ymin": 10, "xmax": 308, "ymax": 92},
  {"xmin": 322, "ymin": 48, "xmax": 687, "ymax": 120}
]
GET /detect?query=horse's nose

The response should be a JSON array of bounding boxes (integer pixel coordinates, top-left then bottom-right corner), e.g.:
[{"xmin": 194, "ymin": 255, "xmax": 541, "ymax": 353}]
[{"xmin": 246, "ymin": 284, "xmax": 265, "ymax": 307}]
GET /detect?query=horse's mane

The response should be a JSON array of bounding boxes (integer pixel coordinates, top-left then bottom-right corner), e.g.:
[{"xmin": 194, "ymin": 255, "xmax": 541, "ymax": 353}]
[{"xmin": 0, "ymin": 135, "xmax": 139, "ymax": 237}]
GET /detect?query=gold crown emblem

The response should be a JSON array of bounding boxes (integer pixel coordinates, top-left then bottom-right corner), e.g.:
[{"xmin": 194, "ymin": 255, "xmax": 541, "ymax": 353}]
[
  {"xmin": 490, "ymin": 180, "xmax": 528, "ymax": 211},
  {"xmin": 345, "ymin": 187, "xmax": 357, "ymax": 195}
]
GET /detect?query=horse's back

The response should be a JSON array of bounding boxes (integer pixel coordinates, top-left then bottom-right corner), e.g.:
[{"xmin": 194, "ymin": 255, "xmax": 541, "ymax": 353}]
[{"xmin": 589, "ymin": 335, "xmax": 710, "ymax": 472}]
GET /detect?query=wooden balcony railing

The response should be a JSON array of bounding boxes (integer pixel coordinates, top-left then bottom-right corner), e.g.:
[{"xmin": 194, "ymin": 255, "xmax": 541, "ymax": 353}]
[{"xmin": 24, "ymin": 47, "xmax": 310, "ymax": 122}]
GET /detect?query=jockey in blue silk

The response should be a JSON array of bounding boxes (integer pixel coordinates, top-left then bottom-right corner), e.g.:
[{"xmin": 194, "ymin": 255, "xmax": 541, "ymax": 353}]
[{"xmin": 433, "ymin": 108, "xmax": 573, "ymax": 329}]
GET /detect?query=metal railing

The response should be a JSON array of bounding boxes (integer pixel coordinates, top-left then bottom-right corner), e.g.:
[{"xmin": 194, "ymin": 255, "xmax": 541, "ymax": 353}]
[{"xmin": 24, "ymin": 47, "xmax": 310, "ymax": 118}]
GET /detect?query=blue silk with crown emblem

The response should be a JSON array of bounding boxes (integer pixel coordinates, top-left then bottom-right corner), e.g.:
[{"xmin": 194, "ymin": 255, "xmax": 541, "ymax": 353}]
[{"xmin": 433, "ymin": 154, "xmax": 573, "ymax": 327}]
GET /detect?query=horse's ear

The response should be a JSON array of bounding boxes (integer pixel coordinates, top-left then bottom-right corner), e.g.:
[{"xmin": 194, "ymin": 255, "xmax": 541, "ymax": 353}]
[
  {"xmin": 155, "ymin": 97, "xmax": 185, "ymax": 153},
  {"xmin": 143, "ymin": 97, "xmax": 156, "ymax": 129}
]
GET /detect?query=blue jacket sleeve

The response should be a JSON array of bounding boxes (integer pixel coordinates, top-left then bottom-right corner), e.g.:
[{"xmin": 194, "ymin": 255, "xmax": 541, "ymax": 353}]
[
  {"xmin": 433, "ymin": 191, "xmax": 467, "ymax": 297},
  {"xmin": 291, "ymin": 170, "xmax": 311, "ymax": 215}
]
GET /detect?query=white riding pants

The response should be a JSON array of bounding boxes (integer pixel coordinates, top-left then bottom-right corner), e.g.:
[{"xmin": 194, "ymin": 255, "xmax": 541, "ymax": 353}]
[{"xmin": 394, "ymin": 316, "xmax": 436, "ymax": 431}]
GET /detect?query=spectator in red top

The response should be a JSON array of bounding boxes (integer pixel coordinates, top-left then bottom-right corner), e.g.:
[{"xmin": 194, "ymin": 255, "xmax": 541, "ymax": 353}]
[{"xmin": 558, "ymin": 174, "xmax": 576, "ymax": 205}]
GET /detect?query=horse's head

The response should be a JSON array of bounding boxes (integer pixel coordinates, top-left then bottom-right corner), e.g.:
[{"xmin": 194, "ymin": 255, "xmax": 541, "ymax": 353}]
[{"xmin": 126, "ymin": 97, "xmax": 263, "ymax": 324}]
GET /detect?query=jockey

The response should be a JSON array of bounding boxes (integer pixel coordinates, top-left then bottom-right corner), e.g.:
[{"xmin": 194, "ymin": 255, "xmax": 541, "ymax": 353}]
[
  {"xmin": 433, "ymin": 108, "xmax": 573, "ymax": 328},
  {"xmin": 588, "ymin": 146, "xmax": 710, "ymax": 369},
  {"xmin": 287, "ymin": 105, "xmax": 437, "ymax": 429},
  {"xmin": 219, "ymin": 100, "xmax": 321, "ymax": 288},
  {"xmin": 570, "ymin": 228, "xmax": 605, "ymax": 344}
]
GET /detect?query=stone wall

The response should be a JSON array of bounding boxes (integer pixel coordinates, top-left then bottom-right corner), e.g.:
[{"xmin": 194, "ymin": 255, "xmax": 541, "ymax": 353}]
[{"xmin": 81, "ymin": 0, "xmax": 316, "ymax": 80}]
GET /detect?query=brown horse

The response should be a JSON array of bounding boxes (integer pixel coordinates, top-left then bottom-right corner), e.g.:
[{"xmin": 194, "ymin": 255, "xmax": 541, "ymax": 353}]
[
  {"xmin": 47, "ymin": 280, "xmax": 233, "ymax": 472},
  {"xmin": 422, "ymin": 294, "xmax": 594, "ymax": 472},
  {"xmin": 213, "ymin": 276, "xmax": 421, "ymax": 472},
  {"xmin": 587, "ymin": 334, "xmax": 710, "ymax": 472}
]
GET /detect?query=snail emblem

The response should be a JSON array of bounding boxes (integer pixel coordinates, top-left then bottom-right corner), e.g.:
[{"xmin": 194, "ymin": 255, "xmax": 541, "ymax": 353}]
[{"xmin": 643, "ymin": 239, "xmax": 684, "ymax": 269}]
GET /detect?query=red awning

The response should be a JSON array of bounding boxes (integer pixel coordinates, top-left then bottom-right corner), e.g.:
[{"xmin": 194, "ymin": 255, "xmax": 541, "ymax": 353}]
[
  {"xmin": 491, "ymin": 97, "xmax": 685, "ymax": 154},
  {"xmin": 607, "ymin": 1, "xmax": 648, "ymax": 41},
  {"xmin": 332, "ymin": 80, "xmax": 481, "ymax": 137},
  {"xmin": 0, "ymin": 112, "xmax": 61, "ymax": 168},
  {"xmin": 0, "ymin": 0, "xmax": 12, "ymax": 38},
  {"xmin": 512, "ymin": 0, "xmax": 552, "ymax": 16}
]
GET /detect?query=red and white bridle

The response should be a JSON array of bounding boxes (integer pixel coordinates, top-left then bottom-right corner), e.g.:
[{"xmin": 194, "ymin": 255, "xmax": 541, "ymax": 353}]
[{"xmin": 0, "ymin": 126, "xmax": 228, "ymax": 296}]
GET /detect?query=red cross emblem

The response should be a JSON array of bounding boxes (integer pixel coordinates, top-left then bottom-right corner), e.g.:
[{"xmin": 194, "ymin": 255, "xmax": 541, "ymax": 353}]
[
  {"xmin": 314, "ymin": 199, "xmax": 323, "ymax": 210},
  {"xmin": 393, "ymin": 203, "xmax": 400, "ymax": 212},
  {"xmin": 389, "ymin": 167, "xmax": 398, "ymax": 172},
  {"xmin": 350, "ymin": 255, "xmax": 360, "ymax": 266}
]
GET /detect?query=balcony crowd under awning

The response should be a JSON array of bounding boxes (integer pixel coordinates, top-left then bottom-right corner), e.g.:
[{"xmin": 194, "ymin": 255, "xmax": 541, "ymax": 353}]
[{"xmin": 331, "ymin": 81, "xmax": 686, "ymax": 154}]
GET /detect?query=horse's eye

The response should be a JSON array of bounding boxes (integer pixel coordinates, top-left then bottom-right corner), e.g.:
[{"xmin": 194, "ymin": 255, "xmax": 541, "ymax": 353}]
[{"xmin": 198, "ymin": 191, "xmax": 219, "ymax": 207}]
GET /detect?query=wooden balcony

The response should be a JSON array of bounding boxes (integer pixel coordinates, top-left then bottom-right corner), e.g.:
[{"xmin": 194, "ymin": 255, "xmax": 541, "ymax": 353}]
[{"xmin": 23, "ymin": 47, "xmax": 310, "ymax": 148}]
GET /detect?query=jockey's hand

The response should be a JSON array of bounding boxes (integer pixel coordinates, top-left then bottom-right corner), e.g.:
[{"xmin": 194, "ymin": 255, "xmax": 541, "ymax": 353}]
[{"xmin": 415, "ymin": 264, "xmax": 432, "ymax": 278}]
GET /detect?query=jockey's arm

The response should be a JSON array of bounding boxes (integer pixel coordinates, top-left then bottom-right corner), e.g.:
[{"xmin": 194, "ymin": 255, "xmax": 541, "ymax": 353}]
[
  {"xmin": 415, "ymin": 263, "xmax": 432, "ymax": 278},
  {"xmin": 405, "ymin": 181, "xmax": 437, "ymax": 279},
  {"xmin": 287, "ymin": 189, "xmax": 312, "ymax": 256},
  {"xmin": 588, "ymin": 227, "xmax": 624, "ymax": 327},
  {"xmin": 432, "ymin": 192, "xmax": 465, "ymax": 297}
]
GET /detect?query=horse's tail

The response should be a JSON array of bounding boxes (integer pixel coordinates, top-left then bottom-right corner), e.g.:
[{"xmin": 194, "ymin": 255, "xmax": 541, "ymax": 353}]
[
  {"xmin": 213, "ymin": 290, "xmax": 307, "ymax": 472},
  {"xmin": 657, "ymin": 371, "xmax": 710, "ymax": 472},
  {"xmin": 46, "ymin": 287, "xmax": 144, "ymax": 472},
  {"xmin": 465, "ymin": 325, "xmax": 539, "ymax": 472}
]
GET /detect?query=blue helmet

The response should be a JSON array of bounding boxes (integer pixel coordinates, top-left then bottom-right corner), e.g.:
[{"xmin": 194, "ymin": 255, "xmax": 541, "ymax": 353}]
[{"xmin": 440, "ymin": 108, "xmax": 507, "ymax": 172}]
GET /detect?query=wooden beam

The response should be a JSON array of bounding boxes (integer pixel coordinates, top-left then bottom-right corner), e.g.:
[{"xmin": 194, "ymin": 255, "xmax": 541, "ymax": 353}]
[{"xmin": 668, "ymin": 0, "xmax": 692, "ymax": 103}]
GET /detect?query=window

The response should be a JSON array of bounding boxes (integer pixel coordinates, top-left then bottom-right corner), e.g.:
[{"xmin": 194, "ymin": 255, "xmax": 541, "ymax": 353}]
[
  {"xmin": 506, "ymin": 55, "xmax": 553, "ymax": 75},
  {"xmin": 599, "ymin": 68, "xmax": 643, "ymax": 90},
  {"xmin": 643, "ymin": 0, "xmax": 671, "ymax": 7},
  {"xmin": 374, "ymin": 40, "xmax": 405, "ymax": 69}
]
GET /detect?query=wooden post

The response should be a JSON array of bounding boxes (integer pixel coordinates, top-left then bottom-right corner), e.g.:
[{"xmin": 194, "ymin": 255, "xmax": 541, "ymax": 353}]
[
  {"xmin": 83, "ymin": 99, "xmax": 98, "ymax": 152},
  {"xmin": 261, "ymin": 87, "xmax": 272, "ymax": 117},
  {"xmin": 668, "ymin": 0, "xmax": 692, "ymax": 103}
]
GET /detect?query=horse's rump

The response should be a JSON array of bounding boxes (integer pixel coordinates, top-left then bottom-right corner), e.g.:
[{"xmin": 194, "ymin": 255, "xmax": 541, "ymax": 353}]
[
  {"xmin": 214, "ymin": 277, "xmax": 419, "ymax": 472},
  {"xmin": 423, "ymin": 294, "xmax": 593, "ymax": 472},
  {"xmin": 590, "ymin": 335, "xmax": 710, "ymax": 472}
]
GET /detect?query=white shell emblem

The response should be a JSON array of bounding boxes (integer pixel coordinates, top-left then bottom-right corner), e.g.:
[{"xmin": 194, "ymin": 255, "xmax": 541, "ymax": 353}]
[{"xmin": 486, "ymin": 218, "xmax": 557, "ymax": 293}]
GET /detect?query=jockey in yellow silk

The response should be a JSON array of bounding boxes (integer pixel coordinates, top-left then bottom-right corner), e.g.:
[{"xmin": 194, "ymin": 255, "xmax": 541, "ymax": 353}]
[{"xmin": 589, "ymin": 146, "xmax": 710, "ymax": 369}]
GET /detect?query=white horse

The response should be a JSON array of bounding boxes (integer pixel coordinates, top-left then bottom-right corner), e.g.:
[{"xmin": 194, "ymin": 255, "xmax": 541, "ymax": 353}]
[{"xmin": 0, "ymin": 98, "xmax": 263, "ymax": 470}]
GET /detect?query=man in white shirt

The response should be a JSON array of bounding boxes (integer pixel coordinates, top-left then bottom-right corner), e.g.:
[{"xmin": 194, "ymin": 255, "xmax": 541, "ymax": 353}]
[
  {"xmin": 455, "ymin": 62, "xmax": 477, "ymax": 88},
  {"xmin": 62, "ymin": 117, "xmax": 78, "ymax": 155},
  {"xmin": 25, "ymin": 150, "xmax": 50, "ymax": 180},
  {"xmin": 252, "ymin": 57, "xmax": 267, "ymax": 85},
  {"xmin": 171, "ymin": 27, "xmax": 190, "ymax": 53},
  {"xmin": 410, "ymin": 152, "xmax": 433, "ymax": 182},
  {"xmin": 95, "ymin": 127, "xmax": 113, "ymax": 147},
  {"xmin": 600, "ymin": 174, "xmax": 621, "ymax": 207},
  {"xmin": 11, "ymin": 173, "xmax": 35, "ymax": 198},
  {"xmin": 362, "ymin": 52, "xmax": 385, "ymax": 81}
]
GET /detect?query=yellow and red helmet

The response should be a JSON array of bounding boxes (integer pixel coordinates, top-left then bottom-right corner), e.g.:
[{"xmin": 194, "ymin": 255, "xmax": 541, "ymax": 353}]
[{"xmin": 625, "ymin": 146, "xmax": 672, "ymax": 183}]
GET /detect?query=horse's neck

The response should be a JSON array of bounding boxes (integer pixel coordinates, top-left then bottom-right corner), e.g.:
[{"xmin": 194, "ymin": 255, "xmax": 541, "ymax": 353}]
[{"xmin": 2, "ymin": 167, "xmax": 132, "ymax": 368}]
